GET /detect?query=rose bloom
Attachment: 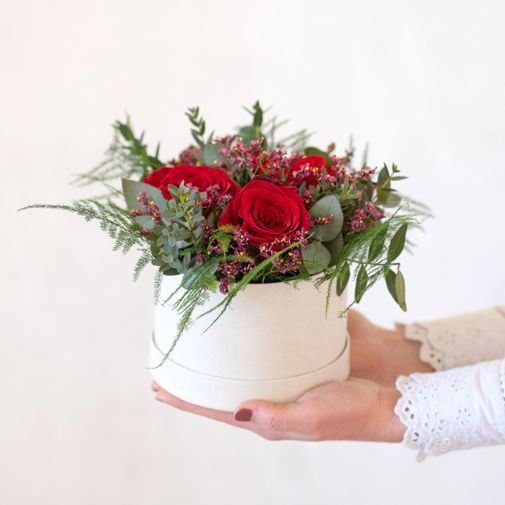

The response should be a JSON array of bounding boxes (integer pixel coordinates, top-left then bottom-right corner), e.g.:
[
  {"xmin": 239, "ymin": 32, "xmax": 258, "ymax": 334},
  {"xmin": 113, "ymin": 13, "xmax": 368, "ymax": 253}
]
[
  {"xmin": 144, "ymin": 165, "xmax": 239, "ymax": 201},
  {"xmin": 287, "ymin": 154, "xmax": 335, "ymax": 187},
  {"xmin": 219, "ymin": 178, "xmax": 311, "ymax": 246}
]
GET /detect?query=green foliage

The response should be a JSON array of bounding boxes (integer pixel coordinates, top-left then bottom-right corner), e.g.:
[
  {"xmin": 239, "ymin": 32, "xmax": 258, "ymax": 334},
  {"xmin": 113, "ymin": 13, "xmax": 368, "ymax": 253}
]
[
  {"xmin": 301, "ymin": 241, "xmax": 331, "ymax": 274},
  {"xmin": 252, "ymin": 101, "xmax": 263, "ymax": 130},
  {"xmin": 395, "ymin": 270, "xmax": 407, "ymax": 311},
  {"xmin": 319, "ymin": 206, "xmax": 424, "ymax": 312},
  {"xmin": 122, "ymin": 179, "xmax": 166, "ymax": 210},
  {"xmin": 388, "ymin": 222, "xmax": 408, "ymax": 262},
  {"xmin": 153, "ymin": 269, "xmax": 163, "ymax": 305},
  {"xmin": 185, "ymin": 106, "xmax": 209, "ymax": 149},
  {"xmin": 376, "ymin": 163, "xmax": 403, "ymax": 207},
  {"xmin": 355, "ymin": 265, "xmax": 368, "ymax": 302},
  {"xmin": 383, "ymin": 266, "xmax": 407, "ymax": 311},
  {"xmin": 24, "ymin": 104, "xmax": 429, "ymax": 352},
  {"xmin": 73, "ymin": 118, "xmax": 163, "ymax": 198},
  {"xmin": 153, "ymin": 183, "xmax": 206, "ymax": 273},
  {"xmin": 20, "ymin": 200, "xmax": 149, "ymax": 253},
  {"xmin": 325, "ymin": 233, "xmax": 344, "ymax": 267},
  {"xmin": 368, "ymin": 224, "xmax": 389, "ymax": 262},
  {"xmin": 336, "ymin": 261, "xmax": 350, "ymax": 296},
  {"xmin": 238, "ymin": 101, "xmax": 264, "ymax": 146},
  {"xmin": 209, "ymin": 225, "xmax": 236, "ymax": 256},
  {"xmin": 134, "ymin": 250, "xmax": 154, "ymax": 282},
  {"xmin": 309, "ymin": 195, "xmax": 344, "ymax": 241},
  {"xmin": 203, "ymin": 143, "xmax": 225, "ymax": 166},
  {"xmin": 278, "ymin": 128, "xmax": 313, "ymax": 152},
  {"xmin": 384, "ymin": 267, "xmax": 398, "ymax": 303},
  {"xmin": 20, "ymin": 200, "xmax": 155, "ymax": 284}
]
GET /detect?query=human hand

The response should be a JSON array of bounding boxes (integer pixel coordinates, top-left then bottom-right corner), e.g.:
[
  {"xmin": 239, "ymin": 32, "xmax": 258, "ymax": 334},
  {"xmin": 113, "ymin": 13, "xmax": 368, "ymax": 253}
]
[
  {"xmin": 152, "ymin": 378, "xmax": 403, "ymax": 442},
  {"xmin": 347, "ymin": 310, "xmax": 434, "ymax": 387}
]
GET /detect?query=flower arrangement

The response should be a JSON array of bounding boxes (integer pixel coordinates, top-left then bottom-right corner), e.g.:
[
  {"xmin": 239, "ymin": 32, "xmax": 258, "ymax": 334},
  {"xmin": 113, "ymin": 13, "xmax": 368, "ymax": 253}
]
[{"xmin": 24, "ymin": 102, "xmax": 426, "ymax": 357}]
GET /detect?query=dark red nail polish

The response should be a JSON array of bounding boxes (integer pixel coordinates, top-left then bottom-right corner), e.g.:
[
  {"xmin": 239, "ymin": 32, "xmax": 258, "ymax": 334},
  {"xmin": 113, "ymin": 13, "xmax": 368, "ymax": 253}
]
[{"xmin": 234, "ymin": 408, "xmax": 253, "ymax": 422}]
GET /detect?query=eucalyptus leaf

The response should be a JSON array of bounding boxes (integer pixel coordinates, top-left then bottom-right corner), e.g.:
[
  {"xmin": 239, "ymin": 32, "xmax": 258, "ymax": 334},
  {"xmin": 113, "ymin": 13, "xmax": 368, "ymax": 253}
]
[
  {"xmin": 309, "ymin": 195, "xmax": 344, "ymax": 242},
  {"xmin": 238, "ymin": 126, "xmax": 256, "ymax": 146},
  {"xmin": 203, "ymin": 144, "xmax": 225, "ymax": 166},
  {"xmin": 134, "ymin": 215, "xmax": 156, "ymax": 230},
  {"xmin": 325, "ymin": 233, "xmax": 344, "ymax": 266},
  {"xmin": 301, "ymin": 241, "xmax": 331, "ymax": 274},
  {"xmin": 122, "ymin": 179, "xmax": 166, "ymax": 210},
  {"xmin": 355, "ymin": 266, "xmax": 368, "ymax": 303},
  {"xmin": 387, "ymin": 223, "xmax": 408, "ymax": 262},
  {"xmin": 175, "ymin": 240, "xmax": 191, "ymax": 248}
]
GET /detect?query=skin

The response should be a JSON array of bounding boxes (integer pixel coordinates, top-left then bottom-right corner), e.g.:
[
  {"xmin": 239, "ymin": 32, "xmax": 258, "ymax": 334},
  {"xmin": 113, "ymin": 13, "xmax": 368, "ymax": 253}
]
[{"xmin": 152, "ymin": 311, "xmax": 433, "ymax": 442}]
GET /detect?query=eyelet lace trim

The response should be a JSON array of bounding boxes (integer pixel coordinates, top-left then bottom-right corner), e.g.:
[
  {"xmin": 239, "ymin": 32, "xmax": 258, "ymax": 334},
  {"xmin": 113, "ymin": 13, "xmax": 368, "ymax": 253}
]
[
  {"xmin": 403, "ymin": 306, "xmax": 505, "ymax": 371},
  {"xmin": 395, "ymin": 368, "xmax": 485, "ymax": 461},
  {"xmin": 395, "ymin": 360, "xmax": 505, "ymax": 461},
  {"xmin": 500, "ymin": 360, "xmax": 505, "ymax": 408}
]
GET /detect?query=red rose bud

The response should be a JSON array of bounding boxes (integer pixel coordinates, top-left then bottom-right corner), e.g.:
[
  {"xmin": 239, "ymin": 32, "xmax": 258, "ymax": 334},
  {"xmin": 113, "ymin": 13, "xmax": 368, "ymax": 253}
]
[
  {"xmin": 288, "ymin": 154, "xmax": 335, "ymax": 188},
  {"xmin": 218, "ymin": 178, "xmax": 311, "ymax": 247},
  {"xmin": 143, "ymin": 165, "xmax": 239, "ymax": 204}
]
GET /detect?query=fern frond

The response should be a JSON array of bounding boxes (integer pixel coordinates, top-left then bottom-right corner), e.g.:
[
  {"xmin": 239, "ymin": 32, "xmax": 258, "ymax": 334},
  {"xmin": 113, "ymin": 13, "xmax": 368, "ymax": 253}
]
[
  {"xmin": 133, "ymin": 250, "xmax": 153, "ymax": 282},
  {"xmin": 72, "ymin": 119, "xmax": 163, "ymax": 199},
  {"xmin": 153, "ymin": 268, "xmax": 163, "ymax": 305},
  {"xmin": 20, "ymin": 200, "xmax": 149, "ymax": 253}
]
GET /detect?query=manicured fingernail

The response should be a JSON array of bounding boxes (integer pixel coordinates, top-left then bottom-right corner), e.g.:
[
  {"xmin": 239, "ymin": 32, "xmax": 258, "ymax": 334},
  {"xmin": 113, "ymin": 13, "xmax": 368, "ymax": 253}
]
[{"xmin": 234, "ymin": 408, "xmax": 252, "ymax": 422}]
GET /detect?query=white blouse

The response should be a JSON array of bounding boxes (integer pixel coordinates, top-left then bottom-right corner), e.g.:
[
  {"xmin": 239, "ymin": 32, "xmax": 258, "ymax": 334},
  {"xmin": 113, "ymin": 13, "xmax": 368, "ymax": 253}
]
[{"xmin": 395, "ymin": 306, "xmax": 505, "ymax": 460}]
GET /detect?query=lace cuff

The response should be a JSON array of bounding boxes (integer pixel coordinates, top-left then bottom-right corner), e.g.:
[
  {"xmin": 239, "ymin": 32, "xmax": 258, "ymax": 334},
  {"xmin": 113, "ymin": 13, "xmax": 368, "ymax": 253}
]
[
  {"xmin": 402, "ymin": 306, "xmax": 505, "ymax": 371},
  {"xmin": 395, "ymin": 359, "xmax": 505, "ymax": 460}
]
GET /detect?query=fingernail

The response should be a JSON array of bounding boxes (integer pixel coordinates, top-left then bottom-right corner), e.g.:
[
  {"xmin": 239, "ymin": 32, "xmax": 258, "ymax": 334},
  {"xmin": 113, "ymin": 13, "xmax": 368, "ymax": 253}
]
[
  {"xmin": 234, "ymin": 408, "xmax": 252, "ymax": 422},
  {"xmin": 152, "ymin": 381, "xmax": 160, "ymax": 392}
]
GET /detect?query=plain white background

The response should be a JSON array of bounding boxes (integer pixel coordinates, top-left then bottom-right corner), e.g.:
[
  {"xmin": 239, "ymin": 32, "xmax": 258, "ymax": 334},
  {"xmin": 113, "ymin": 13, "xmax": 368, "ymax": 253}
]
[{"xmin": 2, "ymin": 0, "xmax": 505, "ymax": 504}]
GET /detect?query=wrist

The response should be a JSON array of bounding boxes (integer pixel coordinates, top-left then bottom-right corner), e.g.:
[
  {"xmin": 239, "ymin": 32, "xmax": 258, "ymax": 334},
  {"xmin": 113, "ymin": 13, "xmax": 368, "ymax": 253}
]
[{"xmin": 374, "ymin": 387, "xmax": 405, "ymax": 442}]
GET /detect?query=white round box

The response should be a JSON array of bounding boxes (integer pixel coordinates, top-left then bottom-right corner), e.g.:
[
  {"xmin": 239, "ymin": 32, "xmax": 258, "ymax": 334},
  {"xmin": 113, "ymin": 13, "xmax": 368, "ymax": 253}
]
[{"xmin": 150, "ymin": 274, "xmax": 350, "ymax": 411}]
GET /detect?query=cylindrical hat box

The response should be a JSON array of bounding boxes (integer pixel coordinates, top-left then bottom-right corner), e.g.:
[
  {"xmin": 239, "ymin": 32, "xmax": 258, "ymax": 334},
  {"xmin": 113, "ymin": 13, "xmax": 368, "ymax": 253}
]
[{"xmin": 150, "ymin": 274, "xmax": 350, "ymax": 411}]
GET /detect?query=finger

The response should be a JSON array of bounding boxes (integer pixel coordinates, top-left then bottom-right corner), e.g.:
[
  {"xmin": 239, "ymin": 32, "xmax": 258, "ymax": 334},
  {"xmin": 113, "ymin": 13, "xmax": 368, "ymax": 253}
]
[
  {"xmin": 155, "ymin": 388, "xmax": 236, "ymax": 423},
  {"xmin": 234, "ymin": 399, "xmax": 310, "ymax": 434},
  {"xmin": 151, "ymin": 381, "xmax": 160, "ymax": 392},
  {"xmin": 154, "ymin": 388, "xmax": 303, "ymax": 440}
]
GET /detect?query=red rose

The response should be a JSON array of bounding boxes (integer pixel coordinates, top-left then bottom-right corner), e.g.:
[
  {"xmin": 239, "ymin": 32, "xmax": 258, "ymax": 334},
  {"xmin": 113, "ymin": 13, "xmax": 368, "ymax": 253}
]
[
  {"xmin": 143, "ymin": 165, "xmax": 239, "ymax": 201},
  {"xmin": 219, "ymin": 178, "xmax": 311, "ymax": 246},
  {"xmin": 288, "ymin": 154, "xmax": 334, "ymax": 187}
]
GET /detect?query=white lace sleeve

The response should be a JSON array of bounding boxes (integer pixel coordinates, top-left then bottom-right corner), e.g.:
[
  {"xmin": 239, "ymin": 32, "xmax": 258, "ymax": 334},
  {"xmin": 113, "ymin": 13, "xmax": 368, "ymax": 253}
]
[
  {"xmin": 395, "ymin": 359, "xmax": 505, "ymax": 460},
  {"xmin": 402, "ymin": 306, "xmax": 505, "ymax": 371}
]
